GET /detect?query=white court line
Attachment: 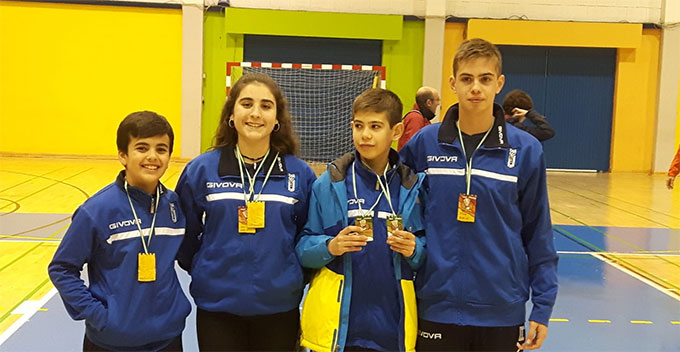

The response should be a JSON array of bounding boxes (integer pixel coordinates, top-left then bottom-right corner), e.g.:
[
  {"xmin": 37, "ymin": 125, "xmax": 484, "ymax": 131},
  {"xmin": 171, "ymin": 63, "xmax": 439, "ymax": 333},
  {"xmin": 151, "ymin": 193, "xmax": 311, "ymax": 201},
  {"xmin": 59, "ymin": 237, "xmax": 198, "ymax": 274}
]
[
  {"xmin": 0, "ymin": 288, "xmax": 58, "ymax": 346},
  {"xmin": 558, "ymin": 250, "xmax": 680, "ymax": 301},
  {"xmin": 591, "ymin": 253, "xmax": 680, "ymax": 302}
]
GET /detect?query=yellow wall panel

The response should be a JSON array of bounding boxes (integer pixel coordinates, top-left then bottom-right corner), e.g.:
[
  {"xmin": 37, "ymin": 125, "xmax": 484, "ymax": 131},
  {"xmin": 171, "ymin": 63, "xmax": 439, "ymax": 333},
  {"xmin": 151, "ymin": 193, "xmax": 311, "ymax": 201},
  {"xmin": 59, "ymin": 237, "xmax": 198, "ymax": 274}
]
[
  {"xmin": 611, "ymin": 29, "xmax": 660, "ymax": 172},
  {"xmin": 450, "ymin": 19, "xmax": 655, "ymax": 172},
  {"xmin": 468, "ymin": 19, "xmax": 641, "ymax": 49},
  {"xmin": 676, "ymin": 73, "xmax": 680, "ymax": 148},
  {"xmin": 440, "ymin": 22, "xmax": 465, "ymax": 114},
  {"xmin": 0, "ymin": 1, "xmax": 182, "ymax": 156}
]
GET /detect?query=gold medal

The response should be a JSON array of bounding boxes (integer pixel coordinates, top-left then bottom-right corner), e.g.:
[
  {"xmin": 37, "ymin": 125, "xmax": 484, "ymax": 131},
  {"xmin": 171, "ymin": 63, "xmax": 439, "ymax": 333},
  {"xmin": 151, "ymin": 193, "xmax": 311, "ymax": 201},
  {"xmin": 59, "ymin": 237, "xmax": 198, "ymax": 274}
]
[
  {"xmin": 457, "ymin": 193, "xmax": 477, "ymax": 223},
  {"xmin": 246, "ymin": 201, "xmax": 265, "ymax": 228},
  {"xmin": 238, "ymin": 206, "xmax": 256, "ymax": 233},
  {"xmin": 124, "ymin": 181, "xmax": 160, "ymax": 282},
  {"xmin": 138, "ymin": 253, "xmax": 156, "ymax": 282},
  {"xmin": 387, "ymin": 215, "xmax": 403, "ymax": 237},
  {"xmin": 356, "ymin": 215, "xmax": 374, "ymax": 241},
  {"xmin": 235, "ymin": 147, "xmax": 279, "ymax": 234}
]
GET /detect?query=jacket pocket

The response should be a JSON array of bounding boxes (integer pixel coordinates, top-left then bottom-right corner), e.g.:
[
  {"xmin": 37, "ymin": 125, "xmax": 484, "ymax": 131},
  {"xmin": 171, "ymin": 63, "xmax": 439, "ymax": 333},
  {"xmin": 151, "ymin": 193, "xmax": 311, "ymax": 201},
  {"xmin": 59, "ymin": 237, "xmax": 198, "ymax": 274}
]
[
  {"xmin": 300, "ymin": 267, "xmax": 344, "ymax": 352},
  {"xmin": 100, "ymin": 295, "xmax": 118, "ymax": 335},
  {"xmin": 467, "ymin": 262, "xmax": 527, "ymax": 306}
]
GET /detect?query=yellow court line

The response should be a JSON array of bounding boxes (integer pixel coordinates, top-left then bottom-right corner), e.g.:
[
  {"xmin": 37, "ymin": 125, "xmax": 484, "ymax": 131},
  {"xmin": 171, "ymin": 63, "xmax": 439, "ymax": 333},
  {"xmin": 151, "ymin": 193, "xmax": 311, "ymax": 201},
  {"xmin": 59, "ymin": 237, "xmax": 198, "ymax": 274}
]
[
  {"xmin": 671, "ymin": 321, "xmax": 680, "ymax": 325},
  {"xmin": 548, "ymin": 319, "xmax": 668, "ymax": 324},
  {"xmin": 38, "ymin": 308, "xmax": 47, "ymax": 311},
  {"xmin": 0, "ymin": 222, "xmax": 68, "ymax": 294},
  {"xmin": 558, "ymin": 250, "xmax": 680, "ymax": 257},
  {"xmin": 0, "ymin": 168, "xmax": 92, "ymax": 212},
  {"xmin": 0, "ymin": 235, "xmax": 61, "ymax": 241},
  {"xmin": 634, "ymin": 250, "xmax": 680, "ymax": 254}
]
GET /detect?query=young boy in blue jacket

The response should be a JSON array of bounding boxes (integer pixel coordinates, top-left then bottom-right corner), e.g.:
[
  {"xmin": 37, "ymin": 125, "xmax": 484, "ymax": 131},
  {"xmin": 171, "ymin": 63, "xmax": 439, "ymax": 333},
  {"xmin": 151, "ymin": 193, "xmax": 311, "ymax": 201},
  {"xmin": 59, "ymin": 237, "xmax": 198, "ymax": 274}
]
[
  {"xmin": 400, "ymin": 38, "xmax": 558, "ymax": 351},
  {"xmin": 48, "ymin": 111, "xmax": 191, "ymax": 351},
  {"xmin": 296, "ymin": 88, "xmax": 426, "ymax": 352}
]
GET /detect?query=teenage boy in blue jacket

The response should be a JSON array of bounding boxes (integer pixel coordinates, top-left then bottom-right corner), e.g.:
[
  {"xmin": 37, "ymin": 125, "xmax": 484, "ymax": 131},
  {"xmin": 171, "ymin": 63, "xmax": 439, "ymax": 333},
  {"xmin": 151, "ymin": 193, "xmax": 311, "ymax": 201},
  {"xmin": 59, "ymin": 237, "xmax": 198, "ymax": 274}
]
[
  {"xmin": 296, "ymin": 88, "xmax": 426, "ymax": 352},
  {"xmin": 400, "ymin": 38, "xmax": 558, "ymax": 351},
  {"xmin": 48, "ymin": 111, "xmax": 191, "ymax": 351}
]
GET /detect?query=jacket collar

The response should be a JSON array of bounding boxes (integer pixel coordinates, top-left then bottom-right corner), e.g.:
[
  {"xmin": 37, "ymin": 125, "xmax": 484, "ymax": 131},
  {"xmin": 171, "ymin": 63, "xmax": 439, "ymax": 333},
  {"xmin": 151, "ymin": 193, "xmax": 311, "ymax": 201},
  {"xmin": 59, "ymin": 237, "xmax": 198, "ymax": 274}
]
[
  {"xmin": 352, "ymin": 150, "xmax": 399, "ymax": 182},
  {"xmin": 408, "ymin": 103, "xmax": 423, "ymax": 116},
  {"xmin": 217, "ymin": 146, "xmax": 287, "ymax": 177},
  {"xmin": 115, "ymin": 170, "xmax": 167, "ymax": 202},
  {"xmin": 414, "ymin": 102, "xmax": 436, "ymax": 121},
  {"xmin": 438, "ymin": 103, "xmax": 510, "ymax": 148},
  {"xmin": 328, "ymin": 149, "xmax": 419, "ymax": 190}
]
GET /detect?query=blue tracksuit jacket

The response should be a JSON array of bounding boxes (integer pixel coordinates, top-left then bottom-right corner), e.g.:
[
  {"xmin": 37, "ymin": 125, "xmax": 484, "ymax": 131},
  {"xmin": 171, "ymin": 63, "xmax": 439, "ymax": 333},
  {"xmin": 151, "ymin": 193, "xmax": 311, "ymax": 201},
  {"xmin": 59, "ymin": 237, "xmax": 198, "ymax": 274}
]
[
  {"xmin": 400, "ymin": 103, "xmax": 558, "ymax": 327},
  {"xmin": 175, "ymin": 147, "xmax": 316, "ymax": 315},
  {"xmin": 48, "ymin": 171, "xmax": 191, "ymax": 351}
]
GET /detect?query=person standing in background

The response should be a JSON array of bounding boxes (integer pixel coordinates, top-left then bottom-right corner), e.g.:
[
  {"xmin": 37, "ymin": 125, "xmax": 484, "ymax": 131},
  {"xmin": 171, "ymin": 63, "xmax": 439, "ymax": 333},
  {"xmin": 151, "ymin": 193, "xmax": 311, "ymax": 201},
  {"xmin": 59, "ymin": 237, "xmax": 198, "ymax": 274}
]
[
  {"xmin": 502, "ymin": 89, "xmax": 555, "ymax": 142},
  {"xmin": 667, "ymin": 144, "xmax": 680, "ymax": 189},
  {"xmin": 397, "ymin": 86, "xmax": 441, "ymax": 150}
]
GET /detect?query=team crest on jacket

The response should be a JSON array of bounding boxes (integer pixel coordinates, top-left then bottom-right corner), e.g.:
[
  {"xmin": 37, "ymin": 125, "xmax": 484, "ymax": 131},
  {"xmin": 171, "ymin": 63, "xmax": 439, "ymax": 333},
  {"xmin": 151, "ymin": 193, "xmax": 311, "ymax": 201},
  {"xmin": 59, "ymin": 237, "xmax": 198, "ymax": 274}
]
[
  {"xmin": 170, "ymin": 202, "xmax": 178, "ymax": 223},
  {"xmin": 507, "ymin": 148, "xmax": 517, "ymax": 168},
  {"xmin": 288, "ymin": 173, "xmax": 296, "ymax": 192}
]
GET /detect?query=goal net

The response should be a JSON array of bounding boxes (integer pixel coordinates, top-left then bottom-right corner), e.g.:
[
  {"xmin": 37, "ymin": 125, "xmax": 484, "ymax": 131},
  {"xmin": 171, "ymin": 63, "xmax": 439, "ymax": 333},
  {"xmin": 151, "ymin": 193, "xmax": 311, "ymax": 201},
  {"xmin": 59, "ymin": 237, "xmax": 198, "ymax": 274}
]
[{"xmin": 227, "ymin": 62, "xmax": 386, "ymax": 168}]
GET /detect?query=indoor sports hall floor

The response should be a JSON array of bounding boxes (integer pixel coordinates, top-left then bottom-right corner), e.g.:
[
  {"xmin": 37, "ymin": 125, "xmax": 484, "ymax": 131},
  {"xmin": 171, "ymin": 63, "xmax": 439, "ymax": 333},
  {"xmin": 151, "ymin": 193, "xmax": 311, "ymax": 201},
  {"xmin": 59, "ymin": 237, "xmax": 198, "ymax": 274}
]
[{"xmin": 0, "ymin": 155, "xmax": 678, "ymax": 351}]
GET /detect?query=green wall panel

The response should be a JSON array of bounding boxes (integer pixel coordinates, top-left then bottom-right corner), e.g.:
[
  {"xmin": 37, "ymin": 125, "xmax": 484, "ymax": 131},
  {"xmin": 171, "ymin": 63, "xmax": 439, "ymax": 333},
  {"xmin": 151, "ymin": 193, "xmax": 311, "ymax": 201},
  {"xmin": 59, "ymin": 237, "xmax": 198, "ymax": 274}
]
[
  {"xmin": 202, "ymin": 10, "xmax": 423, "ymax": 152},
  {"xmin": 224, "ymin": 8, "xmax": 402, "ymax": 40},
  {"xmin": 382, "ymin": 20, "xmax": 425, "ymax": 116},
  {"xmin": 202, "ymin": 11, "xmax": 243, "ymax": 152}
]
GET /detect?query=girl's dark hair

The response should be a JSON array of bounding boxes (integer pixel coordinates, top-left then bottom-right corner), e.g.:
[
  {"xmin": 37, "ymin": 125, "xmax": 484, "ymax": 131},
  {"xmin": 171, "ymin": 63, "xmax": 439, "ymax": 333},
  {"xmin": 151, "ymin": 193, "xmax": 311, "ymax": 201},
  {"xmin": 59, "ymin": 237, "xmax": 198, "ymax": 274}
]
[{"xmin": 213, "ymin": 73, "xmax": 299, "ymax": 155}]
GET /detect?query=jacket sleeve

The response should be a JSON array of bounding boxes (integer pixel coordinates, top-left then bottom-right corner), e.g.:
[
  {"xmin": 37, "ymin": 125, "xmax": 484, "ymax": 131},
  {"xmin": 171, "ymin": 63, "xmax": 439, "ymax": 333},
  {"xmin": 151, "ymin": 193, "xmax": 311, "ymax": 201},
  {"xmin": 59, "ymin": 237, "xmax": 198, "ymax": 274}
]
[
  {"xmin": 405, "ymin": 231, "xmax": 426, "ymax": 270},
  {"xmin": 175, "ymin": 164, "xmax": 204, "ymax": 272},
  {"xmin": 398, "ymin": 113, "xmax": 427, "ymax": 151},
  {"xmin": 522, "ymin": 110, "xmax": 555, "ymax": 142},
  {"xmin": 518, "ymin": 144, "xmax": 559, "ymax": 326},
  {"xmin": 668, "ymin": 145, "xmax": 680, "ymax": 177},
  {"xmin": 403, "ymin": 173, "xmax": 427, "ymax": 270},
  {"xmin": 47, "ymin": 207, "xmax": 108, "ymax": 331},
  {"xmin": 295, "ymin": 175, "xmax": 336, "ymax": 269},
  {"xmin": 399, "ymin": 132, "xmax": 426, "ymax": 173},
  {"xmin": 294, "ymin": 163, "xmax": 318, "ymax": 243}
]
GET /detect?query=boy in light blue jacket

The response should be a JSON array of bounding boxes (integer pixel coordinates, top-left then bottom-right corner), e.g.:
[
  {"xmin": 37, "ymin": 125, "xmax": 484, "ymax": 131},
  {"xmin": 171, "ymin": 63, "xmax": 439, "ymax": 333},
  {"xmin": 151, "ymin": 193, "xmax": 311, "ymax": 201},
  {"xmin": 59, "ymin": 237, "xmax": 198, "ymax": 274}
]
[{"xmin": 296, "ymin": 88, "xmax": 426, "ymax": 352}]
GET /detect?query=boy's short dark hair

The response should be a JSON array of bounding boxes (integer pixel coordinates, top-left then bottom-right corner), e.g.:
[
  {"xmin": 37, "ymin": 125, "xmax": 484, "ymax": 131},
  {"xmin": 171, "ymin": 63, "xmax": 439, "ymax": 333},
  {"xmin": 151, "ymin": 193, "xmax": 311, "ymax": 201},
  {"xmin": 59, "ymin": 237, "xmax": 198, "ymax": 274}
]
[
  {"xmin": 453, "ymin": 38, "xmax": 502, "ymax": 76},
  {"xmin": 503, "ymin": 89, "xmax": 534, "ymax": 114},
  {"xmin": 352, "ymin": 88, "xmax": 403, "ymax": 127},
  {"xmin": 117, "ymin": 111, "xmax": 174, "ymax": 154}
]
